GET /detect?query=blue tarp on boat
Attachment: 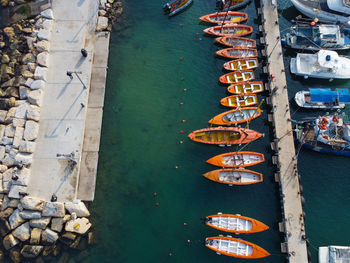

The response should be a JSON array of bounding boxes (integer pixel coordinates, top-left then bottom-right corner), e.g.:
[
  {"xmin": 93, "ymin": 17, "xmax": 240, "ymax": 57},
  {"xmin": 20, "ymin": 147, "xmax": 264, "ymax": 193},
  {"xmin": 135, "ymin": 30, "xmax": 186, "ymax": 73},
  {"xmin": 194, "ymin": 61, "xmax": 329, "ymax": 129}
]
[{"xmin": 310, "ymin": 88, "xmax": 350, "ymax": 103}]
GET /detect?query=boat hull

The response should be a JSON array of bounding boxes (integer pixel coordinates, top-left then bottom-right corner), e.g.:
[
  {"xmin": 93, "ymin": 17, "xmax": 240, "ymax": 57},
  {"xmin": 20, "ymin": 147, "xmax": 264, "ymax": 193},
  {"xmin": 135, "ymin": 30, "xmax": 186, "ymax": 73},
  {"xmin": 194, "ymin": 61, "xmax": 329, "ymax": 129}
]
[
  {"xmin": 215, "ymin": 36, "xmax": 256, "ymax": 48},
  {"xmin": 205, "ymin": 236, "xmax": 270, "ymax": 259},
  {"xmin": 219, "ymin": 70, "xmax": 254, "ymax": 84},
  {"xmin": 199, "ymin": 11, "xmax": 248, "ymax": 24},
  {"xmin": 294, "ymin": 91, "xmax": 345, "ymax": 109},
  {"xmin": 206, "ymin": 151, "xmax": 264, "ymax": 167},
  {"xmin": 209, "ymin": 107, "xmax": 261, "ymax": 125},
  {"xmin": 203, "ymin": 168, "xmax": 263, "ymax": 185},
  {"xmin": 188, "ymin": 127, "xmax": 263, "ymax": 145},
  {"xmin": 164, "ymin": 0, "xmax": 193, "ymax": 16},
  {"xmin": 204, "ymin": 25, "xmax": 253, "ymax": 37},
  {"xmin": 223, "ymin": 58, "xmax": 259, "ymax": 71},
  {"xmin": 216, "ymin": 48, "xmax": 257, "ymax": 59},
  {"xmin": 205, "ymin": 214, "xmax": 269, "ymax": 233},
  {"xmin": 221, "ymin": 0, "xmax": 251, "ymax": 11},
  {"xmin": 227, "ymin": 81, "xmax": 264, "ymax": 94},
  {"xmin": 220, "ymin": 94, "xmax": 257, "ymax": 107}
]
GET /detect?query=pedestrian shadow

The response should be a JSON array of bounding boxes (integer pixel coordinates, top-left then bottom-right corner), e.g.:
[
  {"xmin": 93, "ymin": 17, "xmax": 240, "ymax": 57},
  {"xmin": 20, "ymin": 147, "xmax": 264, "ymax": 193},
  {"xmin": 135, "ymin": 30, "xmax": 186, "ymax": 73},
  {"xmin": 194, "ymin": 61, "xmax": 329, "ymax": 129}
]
[
  {"xmin": 75, "ymin": 56, "xmax": 85, "ymax": 69},
  {"xmin": 67, "ymin": 23, "xmax": 85, "ymax": 44},
  {"xmin": 57, "ymin": 80, "xmax": 72, "ymax": 99},
  {"xmin": 77, "ymin": 0, "xmax": 85, "ymax": 7}
]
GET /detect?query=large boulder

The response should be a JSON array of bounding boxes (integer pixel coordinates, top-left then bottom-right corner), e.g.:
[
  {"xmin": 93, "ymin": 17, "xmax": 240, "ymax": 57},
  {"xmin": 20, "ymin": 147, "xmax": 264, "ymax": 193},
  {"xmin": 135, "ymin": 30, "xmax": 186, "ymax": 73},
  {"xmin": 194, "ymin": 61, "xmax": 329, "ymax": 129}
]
[
  {"xmin": 9, "ymin": 209, "xmax": 25, "ymax": 229},
  {"xmin": 19, "ymin": 210, "xmax": 41, "ymax": 220},
  {"xmin": 11, "ymin": 167, "xmax": 30, "ymax": 186},
  {"xmin": 36, "ymin": 52, "xmax": 49, "ymax": 67},
  {"xmin": 12, "ymin": 222, "xmax": 30, "ymax": 241},
  {"xmin": 20, "ymin": 245, "xmax": 43, "ymax": 258},
  {"xmin": 42, "ymin": 228, "xmax": 58, "ymax": 243},
  {"xmin": 8, "ymin": 185, "xmax": 27, "ymax": 199},
  {"xmin": 26, "ymin": 105, "xmax": 40, "ymax": 121},
  {"xmin": 14, "ymin": 152, "xmax": 33, "ymax": 166},
  {"xmin": 13, "ymin": 117, "xmax": 26, "ymax": 127},
  {"xmin": 23, "ymin": 120, "xmax": 39, "ymax": 141},
  {"xmin": 42, "ymin": 202, "xmax": 65, "ymax": 217},
  {"xmin": 41, "ymin": 9, "xmax": 54, "ymax": 19},
  {"xmin": 20, "ymin": 196, "xmax": 44, "ymax": 211},
  {"xmin": 34, "ymin": 40, "xmax": 50, "ymax": 52},
  {"xmin": 34, "ymin": 66, "xmax": 48, "ymax": 81},
  {"xmin": 19, "ymin": 141, "xmax": 36, "ymax": 153},
  {"xmin": 27, "ymin": 89, "xmax": 43, "ymax": 106},
  {"xmin": 37, "ymin": 29, "xmax": 51, "ymax": 41},
  {"xmin": 0, "ymin": 207, "xmax": 13, "ymax": 219},
  {"xmin": 51, "ymin": 215, "xmax": 69, "ymax": 232},
  {"xmin": 30, "ymin": 228, "xmax": 41, "ymax": 244},
  {"xmin": 65, "ymin": 217, "xmax": 91, "ymax": 234},
  {"xmin": 65, "ymin": 201, "xmax": 90, "ymax": 217},
  {"xmin": 3, "ymin": 233, "xmax": 18, "ymax": 250},
  {"xmin": 29, "ymin": 217, "xmax": 51, "ymax": 229},
  {"xmin": 96, "ymin": 16, "xmax": 108, "ymax": 31},
  {"xmin": 12, "ymin": 127, "xmax": 24, "ymax": 148},
  {"xmin": 30, "ymin": 79, "xmax": 45, "ymax": 90},
  {"xmin": 22, "ymin": 53, "xmax": 36, "ymax": 65}
]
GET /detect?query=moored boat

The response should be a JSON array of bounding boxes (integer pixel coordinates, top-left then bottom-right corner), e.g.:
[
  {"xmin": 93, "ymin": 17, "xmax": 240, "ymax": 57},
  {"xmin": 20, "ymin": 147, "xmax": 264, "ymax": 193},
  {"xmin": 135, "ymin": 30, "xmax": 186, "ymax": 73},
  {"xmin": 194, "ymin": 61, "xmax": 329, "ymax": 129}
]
[
  {"xmin": 219, "ymin": 70, "xmax": 254, "ymax": 84},
  {"xmin": 290, "ymin": 50, "xmax": 350, "ymax": 80},
  {"xmin": 205, "ymin": 213, "xmax": 269, "ymax": 233},
  {"xmin": 163, "ymin": 0, "xmax": 193, "ymax": 16},
  {"xmin": 219, "ymin": 0, "xmax": 251, "ymax": 11},
  {"xmin": 220, "ymin": 94, "xmax": 257, "ymax": 107},
  {"xmin": 188, "ymin": 127, "xmax": 263, "ymax": 145},
  {"xmin": 199, "ymin": 11, "xmax": 248, "ymax": 24},
  {"xmin": 215, "ymin": 36, "xmax": 256, "ymax": 48},
  {"xmin": 205, "ymin": 236, "xmax": 270, "ymax": 259},
  {"xmin": 206, "ymin": 151, "xmax": 265, "ymax": 167},
  {"xmin": 209, "ymin": 107, "xmax": 261, "ymax": 125},
  {"xmin": 223, "ymin": 58, "xmax": 258, "ymax": 71},
  {"xmin": 216, "ymin": 48, "xmax": 257, "ymax": 59},
  {"xmin": 204, "ymin": 24, "xmax": 253, "ymax": 37},
  {"xmin": 227, "ymin": 81, "xmax": 264, "ymax": 94},
  {"xmin": 295, "ymin": 88, "xmax": 350, "ymax": 109},
  {"xmin": 203, "ymin": 168, "xmax": 263, "ymax": 185},
  {"xmin": 294, "ymin": 114, "xmax": 350, "ymax": 156}
]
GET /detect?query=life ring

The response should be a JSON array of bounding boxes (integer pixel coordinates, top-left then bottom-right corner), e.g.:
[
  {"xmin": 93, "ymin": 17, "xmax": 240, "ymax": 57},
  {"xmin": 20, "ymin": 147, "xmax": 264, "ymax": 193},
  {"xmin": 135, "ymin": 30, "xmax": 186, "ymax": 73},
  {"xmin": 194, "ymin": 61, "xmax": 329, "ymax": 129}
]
[
  {"xmin": 332, "ymin": 116, "xmax": 338, "ymax": 122},
  {"xmin": 322, "ymin": 117, "xmax": 328, "ymax": 123}
]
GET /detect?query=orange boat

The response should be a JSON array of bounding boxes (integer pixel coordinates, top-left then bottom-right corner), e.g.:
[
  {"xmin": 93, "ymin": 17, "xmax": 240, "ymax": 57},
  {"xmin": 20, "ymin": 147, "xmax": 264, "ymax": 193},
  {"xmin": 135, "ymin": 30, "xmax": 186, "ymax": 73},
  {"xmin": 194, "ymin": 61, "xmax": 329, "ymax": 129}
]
[
  {"xmin": 199, "ymin": 11, "xmax": 248, "ymax": 24},
  {"xmin": 203, "ymin": 24, "xmax": 253, "ymax": 37},
  {"xmin": 206, "ymin": 151, "xmax": 265, "ymax": 167},
  {"xmin": 209, "ymin": 107, "xmax": 261, "ymax": 125},
  {"xmin": 203, "ymin": 168, "xmax": 263, "ymax": 185},
  {"xmin": 188, "ymin": 127, "xmax": 263, "ymax": 145},
  {"xmin": 216, "ymin": 48, "xmax": 257, "ymax": 59},
  {"xmin": 205, "ymin": 236, "xmax": 270, "ymax": 259},
  {"xmin": 227, "ymin": 81, "xmax": 264, "ymax": 94},
  {"xmin": 223, "ymin": 58, "xmax": 258, "ymax": 71},
  {"xmin": 205, "ymin": 213, "xmax": 269, "ymax": 233},
  {"xmin": 215, "ymin": 36, "xmax": 256, "ymax": 48},
  {"xmin": 219, "ymin": 70, "xmax": 254, "ymax": 84},
  {"xmin": 220, "ymin": 94, "xmax": 257, "ymax": 107}
]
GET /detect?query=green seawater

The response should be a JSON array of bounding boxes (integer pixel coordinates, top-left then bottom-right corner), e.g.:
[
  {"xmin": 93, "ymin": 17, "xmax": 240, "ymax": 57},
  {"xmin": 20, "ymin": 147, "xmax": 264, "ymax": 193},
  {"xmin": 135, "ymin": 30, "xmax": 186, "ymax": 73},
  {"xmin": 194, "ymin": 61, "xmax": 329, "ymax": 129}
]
[{"xmin": 77, "ymin": 1, "xmax": 350, "ymax": 263}]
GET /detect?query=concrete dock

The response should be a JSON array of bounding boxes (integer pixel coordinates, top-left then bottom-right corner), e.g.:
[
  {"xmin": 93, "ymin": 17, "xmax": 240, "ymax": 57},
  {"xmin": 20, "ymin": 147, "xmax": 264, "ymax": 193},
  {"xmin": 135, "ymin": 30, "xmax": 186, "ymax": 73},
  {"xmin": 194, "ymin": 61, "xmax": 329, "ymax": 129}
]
[{"xmin": 260, "ymin": 0, "xmax": 309, "ymax": 262}]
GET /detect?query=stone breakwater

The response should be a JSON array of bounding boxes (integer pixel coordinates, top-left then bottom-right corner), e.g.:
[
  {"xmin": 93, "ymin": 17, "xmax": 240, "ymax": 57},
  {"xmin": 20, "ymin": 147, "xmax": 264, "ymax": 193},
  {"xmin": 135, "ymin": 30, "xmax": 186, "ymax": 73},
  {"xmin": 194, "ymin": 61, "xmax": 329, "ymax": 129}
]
[{"xmin": 0, "ymin": 0, "xmax": 122, "ymax": 261}]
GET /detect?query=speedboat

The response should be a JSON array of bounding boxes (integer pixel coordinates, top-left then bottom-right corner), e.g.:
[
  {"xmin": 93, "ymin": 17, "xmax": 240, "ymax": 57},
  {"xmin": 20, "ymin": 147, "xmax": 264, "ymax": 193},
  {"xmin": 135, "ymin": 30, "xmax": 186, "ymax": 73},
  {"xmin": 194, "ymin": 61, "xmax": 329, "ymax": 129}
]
[
  {"xmin": 206, "ymin": 151, "xmax": 265, "ymax": 167},
  {"xmin": 295, "ymin": 88, "xmax": 350, "ymax": 109},
  {"xmin": 283, "ymin": 23, "xmax": 350, "ymax": 50},
  {"xmin": 199, "ymin": 11, "xmax": 248, "ymax": 24},
  {"xmin": 203, "ymin": 168, "xmax": 263, "ymax": 185},
  {"xmin": 291, "ymin": 0, "xmax": 350, "ymax": 27},
  {"xmin": 205, "ymin": 213, "xmax": 269, "ymax": 233},
  {"xmin": 290, "ymin": 50, "xmax": 350, "ymax": 80},
  {"xmin": 294, "ymin": 114, "xmax": 350, "ymax": 156},
  {"xmin": 163, "ymin": 0, "xmax": 192, "ymax": 16},
  {"xmin": 205, "ymin": 236, "xmax": 270, "ymax": 259}
]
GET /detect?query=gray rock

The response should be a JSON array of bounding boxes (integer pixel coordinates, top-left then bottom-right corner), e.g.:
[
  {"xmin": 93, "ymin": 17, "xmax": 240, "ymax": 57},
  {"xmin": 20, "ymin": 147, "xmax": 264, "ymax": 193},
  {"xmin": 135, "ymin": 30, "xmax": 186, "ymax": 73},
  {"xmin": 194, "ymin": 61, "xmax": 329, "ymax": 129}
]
[
  {"xmin": 42, "ymin": 202, "xmax": 65, "ymax": 217},
  {"xmin": 41, "ymin": 9, "xmax": 54, "ymax": 19},
  {"xmin": 19, "ymin": 86, "xmax": 29, "ymax": 100},
  {"xmin": 21, "ymin": 245, "xmax": 43, "ymax": 258},
  {"xmin": 12, "ymin": 118, "xmax": 25, "ymax": 128},
  {"xmin": 23, "ymin": 120, "xmax": 39, "ymax": 141},
  {"xmin": 26, "ymin": 37, "xmax": 35, "ymax": 50},
  {"xmin": 50, "ymin": 217, "xmax": 64, "ymax": 232},
  {"xmin": 8, "ymin": 185, "xmax": 27, "ymax": 199},
  {"xmin": 37, "ymin": 29, "xmax": 51, "ymax": 41},
  {"xmin": 3, "ymin": 234, "xmax": 18, "ymax": 250},
  {"xmin": 34, "ymin": 66, "xmax": 48, "ymax": 81},
  {"xmin": 34, "ymin": 40, "xmax": 50, "ymax": 52},
  {"xmin": 0, "ymin": 165, "xmax": 8, "ymax": 173},
  {"xmin": 21, "ymin": 196, "xmax": 44, "ymax": 211},
  {"xmin": 0, "ymin": 111, "xmax": 7, "ymax": 123},
  {"xmin": 1, "ymin": 136, "xmax": 13, "ymax": 145},
  {"xmin": 4, "ymin": 107, "xmax": 16, "ymax": 123},
  {"xmin": 26, "ymin": 105, "xmax": 40, "ymax": 122},
  {"xmin": 42, "ymin": 20, "xmax": 53, "ymax": 30},
  {"xmin": 65, "ymin": 218, "xmax": 91, "ymax": 234},
  {"xmin": 22, "ymin": 53, "xmax": 36, "ymax": 65},
  {"xmin": 0, "ymin": 145, "xmax": 5, "ymax": 160},
  {"xmin": 42, "ymin": 228, "xmax": 58, "ymax": 243},
  {"xmin": 2, "ymin": 154, "xmax": 15, "ymax": 167},
  {"xmin": 4, "ymin": 125, "xmax": 15, "ymax": 138},
  {"xmin": 30, "ymin": 80, "xmax": 45, "ymax": 90},
  {"xmin": 9, "ymin": 209, "xmax": 25, "ymax": 229},
  {"xmin": 24, "ymin": 78, "xmax": 34, "ymax": 88},
  {"xmin": 14, "ymin": 152, "xmax": 33, "ymax": 166},
  {"xmin": 30, "ymin": 228, "xmax": 41, "ymax": 244},
  {"xmin": 14, "ymin": 103, "xmax": 28, "ymax": 119},
  {"xmin": 19, "ymin": 210, "xmax": 41, "ymax": 220},
  {"xmin": 29, "ymin": 217, "xmax": 50, "ymax": 229},
  {"xmin": 96, "ymin": 16, "xmax": 108, "ymax": 31},
  {"xmin": 19, "ymin": 141, "xmax": 36, "ymax": 153},
  {"xmin": 65, "ymin": 201, "xmax": 90, "ymax": 217},
  {"xmin": 36, "ymin": 52, "xmax": 49, "ymax": 67},
  {"xmin": 12, "ymin": 222, "xmax": 30, "ymax": 241},
  {"xmin": 0, "ymin": 207, "xmax": 13, "ymax": 219},
  {"xmin": 12, "ymin": 127, "xmax": 24, "ymax": 148},
  {"xmin": 98, "ymin": 9, "xmax": 106, "ymax": 16},
  {"xmin": 27, "ymin": 63, "xmax": 36, "ymax": 73},
  {"xmin": 27, "ymin": 89, "xmax": 43, "ymax": 106}
]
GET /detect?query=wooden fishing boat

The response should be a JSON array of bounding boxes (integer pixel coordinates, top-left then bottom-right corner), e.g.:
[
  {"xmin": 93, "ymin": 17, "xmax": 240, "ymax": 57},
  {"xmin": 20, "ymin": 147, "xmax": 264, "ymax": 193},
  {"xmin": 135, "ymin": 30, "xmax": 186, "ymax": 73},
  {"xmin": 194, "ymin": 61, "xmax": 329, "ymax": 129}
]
[
  {"xmin": 205, "ymin": 213, "xmax": 269, "ymax": 233},
  {"xmin": 215, "ymin": 36, "xmax": 256, "ymax": 48},
  {"xmin": 203, "ymin": 168, "xmax": 263, "ymax": 185},
  {"xmin": 199, "ymin": 11, "xmax": 248, "ymax": 24},
  {"xmin": 219, "ymin": 70, "xmax": 254, "ymax": 84},
  {"xmin": 216, "ymin": 48, "xmax": 257, "ymax": 59},
  {"xmin": 209, "ymin": 107, "xmax": 261, "ymax": 125},
  {"xmin": 206, "ymin": 151, "xmax": 265, "ymax": 167},
  {"xmin": 227, "ymin": 81, "xmax": 264, "ymax": 94},
  {"xmin": 203, "ymin": 24, "xmax": 253, "ymax": 37},
  {"xmin": 205, "ymin": 236, "xmax": 270, "ymax": 259},
  {"xmin": 220, "ymin": 94, "xmax": 257, "ymax": 107},
  {"xmin": 188, "ymin": 127, "xmax": 263, "ymax": 145},
  {"xmin": 163, "ymin": 0, "xmax": 193, "ymax": 16},
  {"xmin": 223, "ymin": 58, "xmax": 258, "ymax": 71}
]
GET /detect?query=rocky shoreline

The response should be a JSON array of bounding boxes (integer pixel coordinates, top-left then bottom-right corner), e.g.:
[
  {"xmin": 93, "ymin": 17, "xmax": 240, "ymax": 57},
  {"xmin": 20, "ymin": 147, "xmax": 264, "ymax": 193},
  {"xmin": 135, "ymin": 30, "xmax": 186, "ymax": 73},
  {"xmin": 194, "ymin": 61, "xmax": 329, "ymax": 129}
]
[{"xmin": 0, "ymin": 0, "xmax": 123, "ymax": 261}]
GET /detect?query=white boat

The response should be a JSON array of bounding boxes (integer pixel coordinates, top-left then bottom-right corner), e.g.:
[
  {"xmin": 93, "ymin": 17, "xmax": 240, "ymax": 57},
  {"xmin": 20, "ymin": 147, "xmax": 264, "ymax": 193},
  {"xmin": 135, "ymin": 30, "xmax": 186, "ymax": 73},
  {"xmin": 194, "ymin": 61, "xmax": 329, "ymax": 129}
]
[
  {"xmin": 319, "ymin": 245, "xmax": 350, "ymax": 263},
  {"xmin": 290, "ymin": 50, "xmax": 350, "ymax": 79},
  {"xmin": 291, "ymin": 0, "xmax": 350, "ymax": 27},
  {"xmin": 295, "ymin": 88, "xmax": 350, "ymax": 109}
]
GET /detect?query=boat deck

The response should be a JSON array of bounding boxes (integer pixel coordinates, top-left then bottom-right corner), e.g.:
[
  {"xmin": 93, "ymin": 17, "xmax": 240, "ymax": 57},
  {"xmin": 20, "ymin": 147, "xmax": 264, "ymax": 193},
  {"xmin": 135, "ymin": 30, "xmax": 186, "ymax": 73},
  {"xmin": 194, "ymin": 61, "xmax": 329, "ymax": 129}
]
[{"xmin": 261, "ymin": 0, "xmax": 309, "ymax": 262}]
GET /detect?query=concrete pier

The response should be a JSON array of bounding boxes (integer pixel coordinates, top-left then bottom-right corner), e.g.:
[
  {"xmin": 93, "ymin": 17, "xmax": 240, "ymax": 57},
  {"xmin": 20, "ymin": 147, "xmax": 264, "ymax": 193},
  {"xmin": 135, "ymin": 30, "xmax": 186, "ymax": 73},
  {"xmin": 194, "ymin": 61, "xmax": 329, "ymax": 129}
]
[{"xmin": 260, "ymin": 1, "xmax": 309, "ymax": 262}]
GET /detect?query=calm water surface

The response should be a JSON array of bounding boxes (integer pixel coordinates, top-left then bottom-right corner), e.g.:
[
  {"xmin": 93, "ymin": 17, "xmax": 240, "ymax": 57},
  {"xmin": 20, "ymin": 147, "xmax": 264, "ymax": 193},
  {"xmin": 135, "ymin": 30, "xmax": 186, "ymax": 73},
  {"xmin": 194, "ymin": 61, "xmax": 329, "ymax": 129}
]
[{"xmin": 82, "ymin": 1, "xmax": 350, "ymax": 263}]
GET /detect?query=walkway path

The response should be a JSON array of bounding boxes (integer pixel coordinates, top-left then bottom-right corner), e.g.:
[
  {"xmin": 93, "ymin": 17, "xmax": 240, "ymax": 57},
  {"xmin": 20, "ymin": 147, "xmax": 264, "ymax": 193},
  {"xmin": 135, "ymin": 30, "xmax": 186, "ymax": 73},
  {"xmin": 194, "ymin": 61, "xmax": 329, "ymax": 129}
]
[
  {"xmin": 261, "ymin": 0, "xmax": 308, "ymax": 262},
  {"xmin": 27, "ymin": 0, "xmax": 99, "ymax": 202}
]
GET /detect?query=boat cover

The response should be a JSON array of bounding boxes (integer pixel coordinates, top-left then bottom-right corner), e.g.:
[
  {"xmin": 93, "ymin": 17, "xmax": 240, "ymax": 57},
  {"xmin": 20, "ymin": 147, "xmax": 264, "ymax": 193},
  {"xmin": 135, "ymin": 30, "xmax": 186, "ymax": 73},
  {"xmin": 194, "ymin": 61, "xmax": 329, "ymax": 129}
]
[
  {"xmin": 329, "ymin": 246, "xmax": 350, "ymax": 263},
  {"xmin": 310, "ymin": 88, "xmax": 350, "ymax": 103},
  {"xmin": 317, "ymin": 50, "xmax": 339, "ymax": 69}
]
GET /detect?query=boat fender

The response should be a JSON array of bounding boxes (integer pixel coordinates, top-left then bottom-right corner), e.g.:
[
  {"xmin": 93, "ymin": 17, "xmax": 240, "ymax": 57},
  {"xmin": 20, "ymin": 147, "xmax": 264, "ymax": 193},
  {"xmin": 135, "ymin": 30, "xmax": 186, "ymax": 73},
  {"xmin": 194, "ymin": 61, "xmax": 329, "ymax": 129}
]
[
  {"xmin": 227, "ymin": 235, "xmax": 232, "ymax": 238},
  {"xmin": 304, "ymin": 75, "xmax": 309, "ymax": 79},
  {"xmin": 217, "ymin": 212, "xmax": 222, "ymax": 214},
  {"xmin": 301, "ymin": 196, "xmax": 305, "ymax": 205}
]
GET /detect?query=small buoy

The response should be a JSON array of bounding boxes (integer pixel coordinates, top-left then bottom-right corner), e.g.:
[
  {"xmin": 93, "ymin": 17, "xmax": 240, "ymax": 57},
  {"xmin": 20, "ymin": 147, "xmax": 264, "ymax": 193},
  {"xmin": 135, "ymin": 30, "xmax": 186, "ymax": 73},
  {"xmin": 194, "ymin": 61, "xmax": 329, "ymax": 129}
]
[
  {"xmin": 180, "ymin": 130, "xmax": 184, "ymax": 134},
  {"xmin": 155, "ymin": 202, "xmax": 159, "ymax": 206},
  {"xmin": 179, "ymin": 141, "xmax": 183, "ymax": 144},
  {"xmin": 153, "ymin": 192, "xmax": 157, "ymax": 197},
  {"xmin": 271, "ymin": 74, "xmax": 275, "ymax": 79},
  {"xmin": 182, "ymin": 120, "xmax": 186, "ymax": 123},
  {"xmin": 184, "ymin": 222, "xmax": 187, "ymax": 226},
  {"xmin": 180, "ymin": 24, "xmax": 183, "ymax": 27},
  {"xmin": 181, "ymin": 78, "xmax": 185, "ymax": 81},
  {"xmin": 187, "ymin": 239, "xmax": 191, "ymax": 243},
  {"xmin": 169, "ymin": 252, "xmax": 173, "ymax": 256},
  {"xmin": 180, "ymin": 102, "xmax": 184, "ymax": 105},
  {"xmin": 310, "ymin": 21, "xmax": 315, "ymax": 26},
  {"xmin": 175, "ymin": 166, "xmax": 179, "ymax": 169},
  {"xmin": 180, "ymin": 57, "xmax": 183, "ymax": 61},
  {"xmin": 183, "ymin": 88, "xmax": 187, "ymax": 92},
  {"xmin": 199, "ymin": 38, "xmax": 202, "ymax": 40},
  {"xmin": 196, "ymin": 32, "xmax": 199, "ymax": 35}
]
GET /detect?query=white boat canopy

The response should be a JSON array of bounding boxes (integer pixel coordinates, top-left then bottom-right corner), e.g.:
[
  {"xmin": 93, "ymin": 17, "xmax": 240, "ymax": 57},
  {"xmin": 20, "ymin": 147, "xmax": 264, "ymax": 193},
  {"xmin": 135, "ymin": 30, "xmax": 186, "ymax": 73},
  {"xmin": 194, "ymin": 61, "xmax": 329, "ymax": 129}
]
[
  {"xmin": 327, "ymin": 0, "xmax": 350, "ymax": 14},
  {"xmin": 317, "ymin": 50, "xmax": 339, "ymax": 69}
]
